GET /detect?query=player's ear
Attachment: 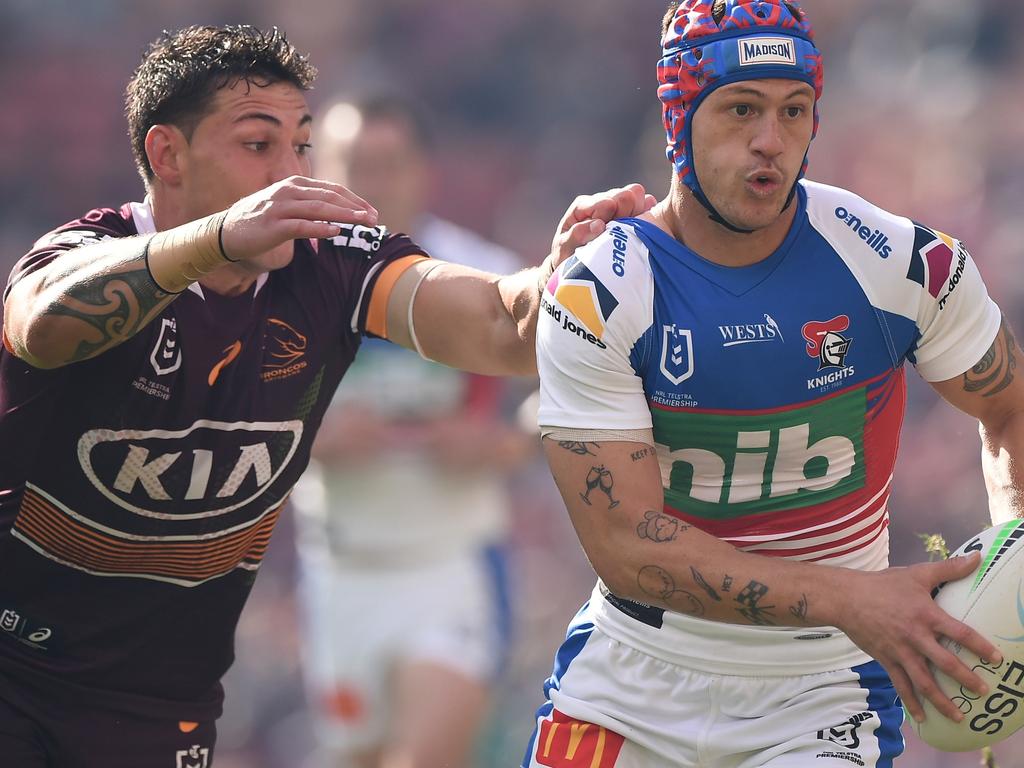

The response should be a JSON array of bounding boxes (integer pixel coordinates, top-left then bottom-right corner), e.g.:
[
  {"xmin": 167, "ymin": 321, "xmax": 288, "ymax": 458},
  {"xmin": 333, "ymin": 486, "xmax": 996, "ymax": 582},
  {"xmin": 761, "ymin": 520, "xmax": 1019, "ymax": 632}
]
[{"xmin": 145, "ymin": 124, "xmax": 188, "ymax": 187}]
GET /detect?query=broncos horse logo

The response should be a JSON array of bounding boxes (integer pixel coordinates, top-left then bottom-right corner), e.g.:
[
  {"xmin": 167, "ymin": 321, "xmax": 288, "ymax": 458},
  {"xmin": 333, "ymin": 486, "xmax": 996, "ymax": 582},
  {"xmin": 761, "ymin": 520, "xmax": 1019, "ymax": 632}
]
[{"xmin": 264, "ymin": 318, "xmax": 308, "ymax": 369}]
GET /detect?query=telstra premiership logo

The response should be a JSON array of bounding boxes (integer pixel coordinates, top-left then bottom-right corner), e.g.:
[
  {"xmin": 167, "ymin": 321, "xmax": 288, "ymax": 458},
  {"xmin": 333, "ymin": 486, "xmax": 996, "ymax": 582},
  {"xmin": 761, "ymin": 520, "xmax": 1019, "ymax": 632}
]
[{"xmin": 546, "ymin": 255, "xmax": 619, "ymax": 340}]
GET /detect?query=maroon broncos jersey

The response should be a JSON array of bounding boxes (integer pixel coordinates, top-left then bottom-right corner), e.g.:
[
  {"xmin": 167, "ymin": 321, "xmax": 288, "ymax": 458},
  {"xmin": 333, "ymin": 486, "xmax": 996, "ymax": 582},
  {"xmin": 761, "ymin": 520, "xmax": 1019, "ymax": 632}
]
[{"xmin": 0, "ymin": 202, "xmax": 424, "ymax": 718}]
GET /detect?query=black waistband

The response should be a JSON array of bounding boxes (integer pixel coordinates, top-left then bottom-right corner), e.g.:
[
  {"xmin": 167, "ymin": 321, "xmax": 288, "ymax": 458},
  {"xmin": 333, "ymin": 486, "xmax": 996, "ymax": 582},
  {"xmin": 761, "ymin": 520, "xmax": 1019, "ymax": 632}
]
[{"xmin": 599, "ymin": 583, "xmax": 665, "ymax": 629}]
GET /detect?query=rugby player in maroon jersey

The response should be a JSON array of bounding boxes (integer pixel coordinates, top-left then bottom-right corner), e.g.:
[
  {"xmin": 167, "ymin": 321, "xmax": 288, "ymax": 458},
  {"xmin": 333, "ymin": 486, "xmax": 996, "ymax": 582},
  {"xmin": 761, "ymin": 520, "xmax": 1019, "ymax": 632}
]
[{"xmin": 0, "ymin": 25, "xmax": 654, "ymax": 768}]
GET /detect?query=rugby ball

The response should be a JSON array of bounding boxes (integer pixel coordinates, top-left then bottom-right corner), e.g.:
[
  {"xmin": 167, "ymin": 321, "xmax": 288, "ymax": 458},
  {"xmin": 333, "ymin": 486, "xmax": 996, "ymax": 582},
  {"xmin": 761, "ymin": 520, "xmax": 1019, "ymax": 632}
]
[{"xmin": 911, "ymin": 519, "xmax": 1024, "ymax": 751}]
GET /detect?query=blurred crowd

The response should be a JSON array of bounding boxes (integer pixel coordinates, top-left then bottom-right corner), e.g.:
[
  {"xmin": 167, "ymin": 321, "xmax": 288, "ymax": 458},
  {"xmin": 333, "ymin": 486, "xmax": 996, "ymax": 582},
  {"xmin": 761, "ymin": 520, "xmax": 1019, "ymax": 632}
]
[{"xmin": 3, "ymin": 0, "xmax": 1024, "ymax": 765}]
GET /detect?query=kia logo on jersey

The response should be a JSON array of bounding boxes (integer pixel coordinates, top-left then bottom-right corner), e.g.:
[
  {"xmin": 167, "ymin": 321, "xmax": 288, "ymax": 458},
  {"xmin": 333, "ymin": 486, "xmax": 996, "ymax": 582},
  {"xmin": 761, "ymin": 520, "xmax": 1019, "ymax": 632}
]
[
  {"xmin": 802, "ymin": 316, "xmax": 852, "ymax": 370},
  {"xmin": 77, "ymin": 419, "xmax": 303, "ymax": 518}
]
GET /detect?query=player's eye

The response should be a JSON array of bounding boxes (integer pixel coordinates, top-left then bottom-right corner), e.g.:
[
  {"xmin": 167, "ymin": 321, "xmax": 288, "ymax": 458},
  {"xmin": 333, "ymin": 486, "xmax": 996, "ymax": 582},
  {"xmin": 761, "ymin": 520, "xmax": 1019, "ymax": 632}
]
[
  {"xmin": 784, "ymin": 106, "xmax": 805, "ymax": 118},
  {"xmin": 732, "ymin": 104, "xmax": 752, "ymax": 117},
  {"xmin": 296, "ymin": 143, "xmax": 313, "ymax": 156},
  {"xmin": 244, "ymin": 141, "xmax": 270, "ymax": 152}
]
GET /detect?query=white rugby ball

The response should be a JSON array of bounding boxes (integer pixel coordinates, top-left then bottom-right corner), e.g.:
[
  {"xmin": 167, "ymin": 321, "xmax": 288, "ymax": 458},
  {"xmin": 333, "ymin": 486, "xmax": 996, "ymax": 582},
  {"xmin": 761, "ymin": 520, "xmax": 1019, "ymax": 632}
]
[{"xmin": 911, "ymin": 519, "xmax": 1024, "ymax": 751}]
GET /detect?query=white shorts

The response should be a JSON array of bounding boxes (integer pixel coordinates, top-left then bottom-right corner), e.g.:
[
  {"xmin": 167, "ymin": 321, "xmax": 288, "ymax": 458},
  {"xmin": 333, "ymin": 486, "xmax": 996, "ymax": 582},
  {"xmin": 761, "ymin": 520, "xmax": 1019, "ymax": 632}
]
[
  {"xmin": 522, "ymin": 611, "xmax": 905, "ymax": 768},
  {"xmin": 299, "ymin": 545, "xmax": 511, "ymax": 751}
]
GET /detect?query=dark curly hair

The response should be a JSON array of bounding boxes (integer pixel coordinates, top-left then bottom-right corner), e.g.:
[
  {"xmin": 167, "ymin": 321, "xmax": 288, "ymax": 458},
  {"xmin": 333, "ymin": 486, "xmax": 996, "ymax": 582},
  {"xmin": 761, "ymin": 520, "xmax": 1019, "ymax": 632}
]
[{"xmin": 125, "ymin": 25, "xmax": 317, "ymax": 184}]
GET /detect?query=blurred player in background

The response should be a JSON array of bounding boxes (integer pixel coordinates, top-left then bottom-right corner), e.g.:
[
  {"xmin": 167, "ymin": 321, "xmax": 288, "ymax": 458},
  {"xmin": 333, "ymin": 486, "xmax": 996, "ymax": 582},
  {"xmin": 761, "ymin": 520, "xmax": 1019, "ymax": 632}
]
[
  {"xmin": 0, "ymin": 23, "xmax": 652, "ymax": 768},
  {"xmin": 525, "ymin": 1, "xmax": 1024, "ymax": 766},
  {"xmin": 293, "ymin": 95, "xmax": 535, "ymax": 768}
]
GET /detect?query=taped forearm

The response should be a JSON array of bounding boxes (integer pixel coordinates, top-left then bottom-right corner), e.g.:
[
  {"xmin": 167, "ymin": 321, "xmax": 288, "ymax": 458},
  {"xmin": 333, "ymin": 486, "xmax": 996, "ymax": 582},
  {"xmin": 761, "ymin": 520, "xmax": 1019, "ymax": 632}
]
[
  {"xmin": 4, "ymin": 214, "xmax": 233, "ymax": 368},
  {"xmin": 146, "ymin": 211, "xmax": 237, "ymax": 293}
]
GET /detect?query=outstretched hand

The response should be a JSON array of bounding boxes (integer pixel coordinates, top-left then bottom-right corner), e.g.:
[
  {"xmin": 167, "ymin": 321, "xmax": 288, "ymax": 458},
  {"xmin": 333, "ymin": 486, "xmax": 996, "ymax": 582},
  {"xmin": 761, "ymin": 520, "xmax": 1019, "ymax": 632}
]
[
  {"xmin": 220, "ymin": 175, "xmax": 379, "ymax": 262},
  {"xmin": 839, "ymin": 552, "xmax": 1002, "ymax": 724},
  {"xmin": 548, "ymin": 183, "xmax": 656, "ymax": 273}
]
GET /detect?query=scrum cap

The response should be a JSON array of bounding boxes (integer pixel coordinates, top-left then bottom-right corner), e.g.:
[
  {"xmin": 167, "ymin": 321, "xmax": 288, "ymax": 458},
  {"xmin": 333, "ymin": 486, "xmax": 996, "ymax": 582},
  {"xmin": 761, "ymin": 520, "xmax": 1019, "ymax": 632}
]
[{"xmin": 657, "ymin": 0, "xmax": 824, "ymax": 228}]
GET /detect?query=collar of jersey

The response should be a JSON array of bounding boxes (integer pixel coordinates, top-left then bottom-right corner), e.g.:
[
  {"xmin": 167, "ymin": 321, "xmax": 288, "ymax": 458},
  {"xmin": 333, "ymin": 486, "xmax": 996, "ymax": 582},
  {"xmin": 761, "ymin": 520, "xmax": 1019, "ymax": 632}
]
[{"xmin": 623, "ymin": 182, "xmax": 807, "ymax": 297}]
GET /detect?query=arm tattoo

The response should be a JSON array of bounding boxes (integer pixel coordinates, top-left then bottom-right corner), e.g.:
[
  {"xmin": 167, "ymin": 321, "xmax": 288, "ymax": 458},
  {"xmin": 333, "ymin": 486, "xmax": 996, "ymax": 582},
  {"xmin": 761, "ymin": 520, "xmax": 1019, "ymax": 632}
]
[
  {"xmin": 734, "ymin": 580, "xmax": 777, "ymax": 626},
  {"xmin": 789, "ymin": 593, "xmax": 809, "ymax": 623},
  {"xmin": 721, "ymin": 575, "xmax": 734, "ymax": 592},
  {"xmin": 636, "ymin": 510, "xmax": 689, "ymax": 543},
  {"xmin": 963, "ymin": 317, "xmax": 1017, "ymax": 397},
  {"xmin": 690, "ymin": 566, "xmax": 722, "ymax": 602},
  {"xmin": 558, "ymin": 441, "xmax": 598, "ymax": 456},
  {"xmin": 637, "ymin": 565, "xmax": 705, "ymax": 617},
  {"xmin": 43, "ymin": 265, "xmax": 172, "ymax": 363},
  {"xmin": 631, "ymin": 447, "xmax": 654, "ymax": 462},
  {"xmin": 579, "ymin": 465, "xmax": 619, "ymax": 508}
]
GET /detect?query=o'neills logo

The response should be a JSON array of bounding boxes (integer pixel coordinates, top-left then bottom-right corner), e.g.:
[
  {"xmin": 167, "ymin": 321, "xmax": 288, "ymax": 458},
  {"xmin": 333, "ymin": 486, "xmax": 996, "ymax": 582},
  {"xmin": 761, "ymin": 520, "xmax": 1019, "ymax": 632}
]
[
  {"xmin": 835, "ymin": 206, "xmax": 892, "ymax": 259},
  {"xmin": 738, "ymin": 36, "xmax": 796, "ymax": 66}
]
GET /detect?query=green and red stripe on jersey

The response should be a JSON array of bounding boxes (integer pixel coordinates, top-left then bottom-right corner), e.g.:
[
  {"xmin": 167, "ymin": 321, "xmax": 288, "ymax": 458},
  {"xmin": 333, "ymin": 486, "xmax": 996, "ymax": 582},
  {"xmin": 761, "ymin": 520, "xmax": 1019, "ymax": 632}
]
[{"xmin": 651, "ymin": 368, "xmax": 904, "ymax": 565}]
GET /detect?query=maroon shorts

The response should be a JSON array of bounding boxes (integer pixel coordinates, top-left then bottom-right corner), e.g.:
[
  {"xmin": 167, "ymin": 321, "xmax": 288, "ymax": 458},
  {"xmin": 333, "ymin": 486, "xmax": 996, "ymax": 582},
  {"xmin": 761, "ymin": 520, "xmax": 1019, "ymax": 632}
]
[{"xmin": 0, "ymin": 668, "xmax": 218, "ymax": 768}]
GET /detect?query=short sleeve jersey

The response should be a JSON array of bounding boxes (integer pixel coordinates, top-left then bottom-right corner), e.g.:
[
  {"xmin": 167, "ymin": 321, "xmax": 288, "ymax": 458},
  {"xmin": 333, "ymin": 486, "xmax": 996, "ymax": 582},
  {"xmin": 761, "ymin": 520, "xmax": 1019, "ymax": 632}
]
[
  {"xmin": 537, "ymin": 180, "xmax": 1001, "ymax": 674},
  {"xmin": 294, "ymin": 214, "xmax": 522, "ymax": 558},
  {"xmin": 0, "ymin": 201, "xmax": 424, "ymax": 716}
]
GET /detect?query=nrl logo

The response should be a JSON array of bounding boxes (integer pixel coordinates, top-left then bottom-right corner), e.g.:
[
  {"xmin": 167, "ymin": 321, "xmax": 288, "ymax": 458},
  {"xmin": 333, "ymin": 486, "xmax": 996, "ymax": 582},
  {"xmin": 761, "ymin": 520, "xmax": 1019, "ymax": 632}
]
[
  {"xmin": 660, "ymin": 324, "xmax": 694, "ymax": 385},
  {"xmin": 817, "ymin": 712, "xmax": 873, "ymax": 750},
  {"xmin": 150, "ymin": 317, "xmax": 182, "ymax": 376}
]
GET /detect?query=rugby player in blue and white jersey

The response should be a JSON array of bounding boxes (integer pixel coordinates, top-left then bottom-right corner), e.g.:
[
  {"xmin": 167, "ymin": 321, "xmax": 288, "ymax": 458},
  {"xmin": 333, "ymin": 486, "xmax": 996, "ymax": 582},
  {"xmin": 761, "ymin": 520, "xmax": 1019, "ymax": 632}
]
[{"xmin": 526, "ymin": 2, "xmax": 1024, "ymax": 766}]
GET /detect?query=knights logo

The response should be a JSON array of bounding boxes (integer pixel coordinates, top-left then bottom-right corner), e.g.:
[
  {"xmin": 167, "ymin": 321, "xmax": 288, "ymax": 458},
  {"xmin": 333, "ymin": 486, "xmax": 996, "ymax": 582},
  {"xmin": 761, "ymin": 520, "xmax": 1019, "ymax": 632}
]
[
  {"xmin": 660, "ymin": 324, "xmax": 694, "ymax": 385},
  {"xmin": 802, "ymin": 316, "xmax": 851, "ymax": 370},
  {"xmin": 150, "ymin": 317, "xmax": 182, "ymax": 376}
]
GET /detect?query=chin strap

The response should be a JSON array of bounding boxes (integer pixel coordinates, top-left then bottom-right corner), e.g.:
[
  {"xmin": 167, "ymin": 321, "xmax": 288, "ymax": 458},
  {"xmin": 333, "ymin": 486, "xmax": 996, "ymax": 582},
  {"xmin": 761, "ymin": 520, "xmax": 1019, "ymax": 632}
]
[{"xmin": 691, "ymin": 181, "xmax": 800, "ymax": 235}]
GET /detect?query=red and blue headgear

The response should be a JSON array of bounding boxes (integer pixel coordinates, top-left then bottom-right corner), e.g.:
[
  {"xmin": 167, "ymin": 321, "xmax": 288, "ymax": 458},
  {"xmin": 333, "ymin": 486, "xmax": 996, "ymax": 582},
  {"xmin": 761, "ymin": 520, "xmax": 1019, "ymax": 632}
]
[{"xmin": 657, "ymin": 0, "xmax": 824, "ymax": 229}]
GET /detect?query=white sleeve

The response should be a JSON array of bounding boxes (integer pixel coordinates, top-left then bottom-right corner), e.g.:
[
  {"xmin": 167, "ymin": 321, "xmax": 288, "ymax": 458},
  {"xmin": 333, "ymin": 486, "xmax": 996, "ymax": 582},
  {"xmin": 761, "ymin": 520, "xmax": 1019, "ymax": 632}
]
[
  {"xmin": 536, "ymin": 222, "xmax": 654, "ymax": 431},
  {"xmin": 911, "ymin": 235, "xmax": 1001, "ymax": 382}
]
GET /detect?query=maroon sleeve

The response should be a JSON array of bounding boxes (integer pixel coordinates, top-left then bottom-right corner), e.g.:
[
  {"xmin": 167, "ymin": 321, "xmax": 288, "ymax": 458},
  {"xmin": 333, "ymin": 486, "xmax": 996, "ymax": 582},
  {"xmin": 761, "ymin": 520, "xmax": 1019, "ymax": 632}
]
[
  {"xmin": 316, "ymin": 224, "xmax": 429, "ymax": 337},
  {"xmin": 4, "ymin": 205, "xmax": 137, "ymax": 303}
]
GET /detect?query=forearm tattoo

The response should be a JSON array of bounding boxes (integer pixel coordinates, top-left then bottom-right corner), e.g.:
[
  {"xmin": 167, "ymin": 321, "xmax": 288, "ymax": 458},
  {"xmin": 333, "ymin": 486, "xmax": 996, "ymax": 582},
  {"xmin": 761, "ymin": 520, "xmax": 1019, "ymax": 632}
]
[
  {"xmin": 558, "ymin": 441, "xmax": 598, "ymax": 456},
  {"xmin": 637, "ymin": 565, "xmax": 705, "ymax": 617},
  {"xmin": 789, "ymin": 593, "xmax": 809, "ymax": 623},
  {"xmin": 631, "ymin": 447, "xmax": 655, "ymax": 462},
  {"xmin": 636, "ymin": 510, "xmax": 689, "ymax": 542},
  {"xmin": 734, "ymin": 580, "xmax": 777, "ymax": 626},
  {"xmin": 963, "ymin": 317, "xmax": 1017, "ymax": 397},
  {"xmin": 43, "ymin": 265, "xmax": 172, "ymax": 363},
  {"xmin": 579, "ymin": 464, "xmax": 620, "ymax": 508},
  {"xmin": 690, "ymin": 566, "xmax": 722, "ymax": 602}
]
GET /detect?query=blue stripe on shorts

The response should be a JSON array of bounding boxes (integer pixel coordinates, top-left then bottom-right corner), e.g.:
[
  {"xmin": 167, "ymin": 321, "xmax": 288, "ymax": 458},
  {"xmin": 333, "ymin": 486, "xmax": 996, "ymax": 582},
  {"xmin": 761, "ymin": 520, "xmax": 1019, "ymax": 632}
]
[
  {"xmin": 855, "ymin": 659, "xmax": 905, "ymax": 767},
  {"xmin": 482, "ymin": 543, "xmax": 513, "ymax": 677},
  {"xmin": 522, "ymin": 603, "xmax": 596, "ymax": 768}
]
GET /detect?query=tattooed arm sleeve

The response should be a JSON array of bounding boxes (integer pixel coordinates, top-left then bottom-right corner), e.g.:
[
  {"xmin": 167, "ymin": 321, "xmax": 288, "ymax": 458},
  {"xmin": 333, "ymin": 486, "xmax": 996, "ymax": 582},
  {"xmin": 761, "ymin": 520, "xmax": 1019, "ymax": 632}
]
[
  {"xmin": 542, "ymin": 436, "xmax": 836, "ymax": 628},
  {"xmin": 4, "ymin": 235, "xmax": 176, "ymax": 369},
  {"xmin": 930, "ymin": 315, "xmax": 1024, "ymax": 524}
]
